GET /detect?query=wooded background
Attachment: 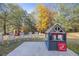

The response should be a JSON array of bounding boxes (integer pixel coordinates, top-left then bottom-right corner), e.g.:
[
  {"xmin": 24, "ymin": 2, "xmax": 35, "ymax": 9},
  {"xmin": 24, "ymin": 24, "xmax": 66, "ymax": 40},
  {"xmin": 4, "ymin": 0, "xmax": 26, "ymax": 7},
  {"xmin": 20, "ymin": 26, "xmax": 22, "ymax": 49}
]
[{"xmin": 0, "ymin": 3, "xmax": 79, "ymax": 34}]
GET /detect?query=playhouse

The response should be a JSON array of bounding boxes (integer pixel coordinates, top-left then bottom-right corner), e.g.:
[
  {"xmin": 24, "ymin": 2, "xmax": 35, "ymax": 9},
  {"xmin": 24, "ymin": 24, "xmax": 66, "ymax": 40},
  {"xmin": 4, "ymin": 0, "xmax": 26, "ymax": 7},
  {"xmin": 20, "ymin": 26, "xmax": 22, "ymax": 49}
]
[{"xmin": 45, "ymin": 23, "xmax": 67, "ymax": 51}]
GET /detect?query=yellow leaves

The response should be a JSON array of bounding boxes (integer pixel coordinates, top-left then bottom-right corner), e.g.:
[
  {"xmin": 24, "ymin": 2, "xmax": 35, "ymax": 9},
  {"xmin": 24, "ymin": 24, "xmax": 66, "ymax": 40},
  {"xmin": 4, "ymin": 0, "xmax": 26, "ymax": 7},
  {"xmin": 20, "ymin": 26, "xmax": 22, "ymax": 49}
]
[
  {"xmin": 42, "ymin": 23, "xmax": 47, "ymax": 29},
  {"xmin": 35, "ymin": 4, "xmax": 50, "ymax": 32},
  {"xmin": 36, "ymin": 4, "xmax": 57, "ymax": 33},
  {"xmin": 36, "ymin": 20, "xmax": 48, "ymax": 33},
  {"xmin": 36, "ymin": 24, "xmax": 42, "ymax": 32},
  {"xmin": 37, "ymin": 4, "xmax": 47, "ymax": 12}
]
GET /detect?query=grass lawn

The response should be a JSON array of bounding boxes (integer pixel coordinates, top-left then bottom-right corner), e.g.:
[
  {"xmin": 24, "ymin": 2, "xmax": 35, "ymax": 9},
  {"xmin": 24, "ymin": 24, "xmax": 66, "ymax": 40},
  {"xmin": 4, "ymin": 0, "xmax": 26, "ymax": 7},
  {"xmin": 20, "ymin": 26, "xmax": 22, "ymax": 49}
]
[
  {"xmin": 0, "ymin": 39, "xmax": 24, "ymax": 56},
  {"xmin": 67, "ymin": 39, "xmax": 79, "ymax": 55},
  {"xmin": 67, "ymin": 32, "xmax": 79, "ymax": 55},
  {"xmin": 0, "ymin": 37, "xmax": 44, "ymax": 56}
]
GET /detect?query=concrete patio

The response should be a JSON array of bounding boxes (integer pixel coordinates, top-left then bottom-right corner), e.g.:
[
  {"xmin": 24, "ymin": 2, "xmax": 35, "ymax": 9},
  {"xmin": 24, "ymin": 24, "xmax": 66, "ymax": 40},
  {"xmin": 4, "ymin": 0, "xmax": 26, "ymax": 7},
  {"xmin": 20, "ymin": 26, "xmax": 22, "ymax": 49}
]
[{"xmin": 7, "ymin": 42, "xmax": 78, "ymax": 56}]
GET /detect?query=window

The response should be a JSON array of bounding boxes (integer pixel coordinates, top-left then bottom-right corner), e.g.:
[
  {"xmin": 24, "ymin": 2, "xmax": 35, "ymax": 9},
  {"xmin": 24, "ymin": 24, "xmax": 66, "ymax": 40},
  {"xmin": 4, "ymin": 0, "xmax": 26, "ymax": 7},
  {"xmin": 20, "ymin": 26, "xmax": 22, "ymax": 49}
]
[
  {"xmin": 53, "ymin": 35, "xmax": 56, "ymax": 41},
  {"xmin": 58, "ymin": 35, "xmax": 63, "ymax": 41},
  {"xmin": 52, "ymin": 34, "xmax": 63, "ymax": 41}
]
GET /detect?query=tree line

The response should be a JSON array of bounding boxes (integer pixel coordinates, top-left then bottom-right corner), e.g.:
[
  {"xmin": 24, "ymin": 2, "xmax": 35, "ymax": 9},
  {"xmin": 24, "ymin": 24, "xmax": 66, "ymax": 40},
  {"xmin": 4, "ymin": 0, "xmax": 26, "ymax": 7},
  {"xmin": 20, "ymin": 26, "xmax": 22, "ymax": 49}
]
[{"xmin": 0, "ymin": 3, "xmax": 79, "ymax": 35}]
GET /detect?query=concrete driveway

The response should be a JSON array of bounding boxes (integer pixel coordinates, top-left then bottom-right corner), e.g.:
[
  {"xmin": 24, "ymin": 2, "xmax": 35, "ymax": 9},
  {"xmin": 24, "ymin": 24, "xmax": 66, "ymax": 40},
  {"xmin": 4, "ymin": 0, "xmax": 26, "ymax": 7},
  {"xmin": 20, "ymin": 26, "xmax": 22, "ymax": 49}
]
[{"xmin": 7, "ymin": 42, "xmax": 78, "ymax": 56}]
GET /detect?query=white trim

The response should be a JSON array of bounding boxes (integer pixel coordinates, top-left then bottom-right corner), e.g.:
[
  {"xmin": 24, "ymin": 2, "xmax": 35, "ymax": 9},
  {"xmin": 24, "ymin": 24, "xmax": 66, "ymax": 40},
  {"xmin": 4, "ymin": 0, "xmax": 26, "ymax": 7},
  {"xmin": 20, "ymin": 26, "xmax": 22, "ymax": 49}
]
[{"xmin": 46, "ymin": 23, "xmax": 65, "ymax": 33}]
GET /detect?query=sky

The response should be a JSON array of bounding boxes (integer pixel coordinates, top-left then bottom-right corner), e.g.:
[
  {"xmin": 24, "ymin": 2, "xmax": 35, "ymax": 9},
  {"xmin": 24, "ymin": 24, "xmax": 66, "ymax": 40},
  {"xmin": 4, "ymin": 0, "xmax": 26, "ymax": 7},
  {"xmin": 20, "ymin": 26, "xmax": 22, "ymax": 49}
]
[
  {"xmin": 18, "ymin": 3, "xmax": 59, "ymax": 13},
  {"xmin": 18, "ymin": 3, "xmax": 37, "ymax": 13}
]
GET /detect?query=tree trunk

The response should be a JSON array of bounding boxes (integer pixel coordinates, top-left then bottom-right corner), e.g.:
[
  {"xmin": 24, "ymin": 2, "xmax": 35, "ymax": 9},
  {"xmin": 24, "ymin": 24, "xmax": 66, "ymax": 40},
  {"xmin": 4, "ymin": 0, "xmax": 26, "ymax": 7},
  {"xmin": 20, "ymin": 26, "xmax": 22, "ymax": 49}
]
[
  {"xmin": 3, "ymin": 11, "xmax": 8, "ymax": 35},
  {"xmin": 3, "ymin": 18, "xmax": 7, "ymax": 35}
]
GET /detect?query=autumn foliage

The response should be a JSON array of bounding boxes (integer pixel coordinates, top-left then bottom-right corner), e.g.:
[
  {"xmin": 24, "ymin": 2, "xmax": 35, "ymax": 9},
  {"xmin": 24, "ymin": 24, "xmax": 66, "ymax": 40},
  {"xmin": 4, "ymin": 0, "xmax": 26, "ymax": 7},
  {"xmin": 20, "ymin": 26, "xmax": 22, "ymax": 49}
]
[{"xmin": 36, "ymin": 4, "xmax": 57, "ymax": 33}]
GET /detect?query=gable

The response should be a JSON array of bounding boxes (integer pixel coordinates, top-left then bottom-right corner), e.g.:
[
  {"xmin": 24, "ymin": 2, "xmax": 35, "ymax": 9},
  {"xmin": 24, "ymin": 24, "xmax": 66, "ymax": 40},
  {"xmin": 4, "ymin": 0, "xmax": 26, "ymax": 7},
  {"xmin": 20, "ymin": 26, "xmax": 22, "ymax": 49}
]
[{"xmin": 46, "ymin": 23, "xmax": 65, "ymax": 33}]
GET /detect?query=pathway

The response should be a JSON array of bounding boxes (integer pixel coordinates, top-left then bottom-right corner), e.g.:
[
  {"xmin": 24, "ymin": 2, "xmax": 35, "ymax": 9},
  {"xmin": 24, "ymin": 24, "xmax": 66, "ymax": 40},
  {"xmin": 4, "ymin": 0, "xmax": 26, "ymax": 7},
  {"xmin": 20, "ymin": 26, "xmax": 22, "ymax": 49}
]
[{"xmin": 7, "ymin": 42, "xmax": 78, "ymax": 56}]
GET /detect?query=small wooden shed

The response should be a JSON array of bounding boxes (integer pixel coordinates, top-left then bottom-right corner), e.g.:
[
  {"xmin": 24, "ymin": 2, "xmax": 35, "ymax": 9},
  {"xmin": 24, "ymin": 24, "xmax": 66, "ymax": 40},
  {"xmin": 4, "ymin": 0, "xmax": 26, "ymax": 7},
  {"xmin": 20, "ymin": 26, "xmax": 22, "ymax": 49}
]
[{"xmin": 45, "ymin": 23, "xmax": 67, "ymax": 51}]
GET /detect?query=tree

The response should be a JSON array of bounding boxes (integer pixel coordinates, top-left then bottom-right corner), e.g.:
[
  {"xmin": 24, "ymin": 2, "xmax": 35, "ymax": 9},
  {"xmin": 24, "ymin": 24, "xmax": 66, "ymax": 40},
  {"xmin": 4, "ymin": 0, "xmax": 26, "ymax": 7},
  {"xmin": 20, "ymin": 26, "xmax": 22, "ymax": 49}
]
[
  {"xmin": 58, "ymin": 4, "xmax": 79, "ymax": 32},
  {"xmin": 55, "ymin": 13, "xmax": 72, "ymax": 32},
  {"xmin": 26, "ymin": 14, "xmax": 37, "ymax": 32},
  {"xmin": 7, "ymin": 4, "xmax": 37, "ymax": 34},
  {"xmin": 0, "ymin": 3, "xmax": 10, "ymax": 35},
  {"xmin": 35, "ymin": 4, "xmax": 56, "ymax": 33},
  {"xmin": 7, "ymin": 4, "xmax": 25, "ymax": 33},
  {"xmin": 0, "ymin": 4, "xmax": 29, "ymax": 35}
]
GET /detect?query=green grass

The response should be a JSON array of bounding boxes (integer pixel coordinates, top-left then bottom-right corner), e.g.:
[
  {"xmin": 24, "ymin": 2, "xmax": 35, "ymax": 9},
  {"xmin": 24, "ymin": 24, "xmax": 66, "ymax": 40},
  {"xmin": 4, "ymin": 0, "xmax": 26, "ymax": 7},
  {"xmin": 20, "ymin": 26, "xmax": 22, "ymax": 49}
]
[
  {"xmin": 0, "ymin": 38, "xmax": 44, "ymax": 56},
  {"xmin": 0, "ymin": 39, "xmax": 24, "ymax": 56},
  {"xmin": 67, "ymin": 39, "xmax": 79, "ymax": 55}
]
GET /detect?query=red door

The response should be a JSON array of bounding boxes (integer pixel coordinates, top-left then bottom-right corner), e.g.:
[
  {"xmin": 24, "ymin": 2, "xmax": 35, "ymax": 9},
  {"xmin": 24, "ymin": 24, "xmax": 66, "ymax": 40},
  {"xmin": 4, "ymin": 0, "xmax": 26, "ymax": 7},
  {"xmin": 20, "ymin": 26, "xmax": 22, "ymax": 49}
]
[{"xmin": 58, "ymin": 42, "xmax": 67, "ymax": 51}]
